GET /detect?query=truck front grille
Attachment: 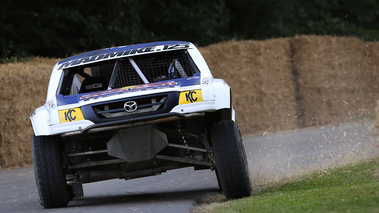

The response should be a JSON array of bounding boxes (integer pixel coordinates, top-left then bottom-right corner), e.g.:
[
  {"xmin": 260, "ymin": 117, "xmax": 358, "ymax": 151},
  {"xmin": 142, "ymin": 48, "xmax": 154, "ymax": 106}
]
[{"xmin": 92, "ymin": 94, "xmax": 168, "ymax": 119}]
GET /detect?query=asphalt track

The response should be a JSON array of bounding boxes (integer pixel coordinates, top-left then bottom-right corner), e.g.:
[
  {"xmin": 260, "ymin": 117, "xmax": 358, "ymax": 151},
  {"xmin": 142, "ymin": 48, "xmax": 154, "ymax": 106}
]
[{"xmin": 0, "ymin": 121, "xmax": 377, "ymax": 212}]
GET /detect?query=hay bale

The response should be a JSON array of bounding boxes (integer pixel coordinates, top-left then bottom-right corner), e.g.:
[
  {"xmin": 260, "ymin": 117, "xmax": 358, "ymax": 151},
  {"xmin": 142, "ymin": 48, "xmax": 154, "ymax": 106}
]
[
  {"xmin": 0, "ymin": 58, "xmax": 58, "ymax": 169},
  {"xmin": 291, "ymin": 35, "xmax": 379, "ymax": 127},
  {"xmin": 199, "ymin": 39, "xmax": 299, "ymax": 135}
]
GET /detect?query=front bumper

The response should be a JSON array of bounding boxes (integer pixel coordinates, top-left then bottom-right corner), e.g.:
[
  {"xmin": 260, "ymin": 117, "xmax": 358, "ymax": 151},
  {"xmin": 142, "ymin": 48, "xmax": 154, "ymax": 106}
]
[
  {"xmin": 60, "ymin": 112, "xmax": 205, "ymax": 137},
  {"xmin": 32, "ymin": 79, "xmax": 232, "ymax": 136}
]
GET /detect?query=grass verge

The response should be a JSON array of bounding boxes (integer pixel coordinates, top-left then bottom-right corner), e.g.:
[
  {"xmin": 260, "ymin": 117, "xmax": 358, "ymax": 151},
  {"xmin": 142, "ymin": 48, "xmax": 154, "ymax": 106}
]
[{"xmin": 194, "ymin": 159, "xmax": 378, "ymax": 213}]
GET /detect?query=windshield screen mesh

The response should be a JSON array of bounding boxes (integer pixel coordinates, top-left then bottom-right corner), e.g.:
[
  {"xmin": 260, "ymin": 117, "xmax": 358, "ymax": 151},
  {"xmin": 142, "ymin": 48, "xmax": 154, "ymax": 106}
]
[{"xmin": 112, "ymin": 50, "xmax": 198, "ymax": 88}]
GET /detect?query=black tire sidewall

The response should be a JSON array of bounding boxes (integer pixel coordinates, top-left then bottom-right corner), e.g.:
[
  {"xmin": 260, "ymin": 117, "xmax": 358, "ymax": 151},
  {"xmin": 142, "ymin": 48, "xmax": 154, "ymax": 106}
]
[
  {"xmin": 32, "ymin": 134, "xmax": 71, "ymax": 208},
  {"xmin": 210, "ymin": 120, "xmax": 252, "ymax": 199}
]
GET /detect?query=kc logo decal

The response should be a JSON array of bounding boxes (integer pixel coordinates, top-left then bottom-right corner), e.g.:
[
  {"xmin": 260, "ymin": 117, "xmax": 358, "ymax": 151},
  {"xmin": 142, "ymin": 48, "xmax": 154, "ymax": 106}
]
[
  {"xmin": 185, "ymin": 91, "xmax": 198, "ymax": 103},
  {"xmin": 65, "ymin": 109, "xmax": 77, "ymax": 121},
  {"xmin": 179, "ymin": 90, "xmax": 203, "ymax": 105},
  {"xmin": 59, "ymin": 108, "xmax": 85, "ymax": 123}
]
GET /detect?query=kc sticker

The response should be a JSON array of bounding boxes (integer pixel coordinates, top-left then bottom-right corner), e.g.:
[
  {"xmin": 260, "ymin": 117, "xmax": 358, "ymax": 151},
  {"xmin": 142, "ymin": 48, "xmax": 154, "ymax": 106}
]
[
  {"xmin": 179, "ymin": 90, "xmax": 203, "ymax": 105},
  {"xmin": 58, "ymin": 108, "xmax": 85, "ymax": 123}
]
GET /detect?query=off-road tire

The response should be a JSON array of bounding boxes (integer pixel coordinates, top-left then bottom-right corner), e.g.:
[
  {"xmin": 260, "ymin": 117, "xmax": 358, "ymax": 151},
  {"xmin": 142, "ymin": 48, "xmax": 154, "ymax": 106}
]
[
  {"xmin": 210, "ymin": 120, "xmax": 252, "ymax": 199},
  {"xmin": 32, "ymin": 134, "xmax": 71, "ymax": 208}
]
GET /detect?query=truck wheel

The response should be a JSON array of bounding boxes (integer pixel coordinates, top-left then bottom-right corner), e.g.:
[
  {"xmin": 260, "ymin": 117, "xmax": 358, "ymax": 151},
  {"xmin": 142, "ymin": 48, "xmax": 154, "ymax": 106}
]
[
  {"xmin": 32, "ymin": 134, "xmax": 71, "ymax": 208},
  {"xmin": 210, "ymin": 120, "xmax": 252, "ymax": 199}
]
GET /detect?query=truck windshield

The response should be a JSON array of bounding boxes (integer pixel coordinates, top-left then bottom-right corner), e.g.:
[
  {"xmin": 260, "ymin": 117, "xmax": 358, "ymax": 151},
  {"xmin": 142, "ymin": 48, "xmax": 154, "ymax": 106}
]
[{"xmin": 58, "ymin": 50, "xmax": 199, "ymax": 96}]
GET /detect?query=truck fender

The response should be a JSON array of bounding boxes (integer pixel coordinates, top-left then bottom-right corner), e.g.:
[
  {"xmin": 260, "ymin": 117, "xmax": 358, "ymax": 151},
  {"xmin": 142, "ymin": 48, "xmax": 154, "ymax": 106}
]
[{"xmin": 30, "ymin": 105, "xmax": 51, "ymax": 136}]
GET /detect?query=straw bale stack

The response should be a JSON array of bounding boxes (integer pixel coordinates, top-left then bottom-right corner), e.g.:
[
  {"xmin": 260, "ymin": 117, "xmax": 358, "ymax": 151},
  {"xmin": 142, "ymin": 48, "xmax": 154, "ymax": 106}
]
[
  {"xmin": 200, "ymin": 39, "xmax": 298, "ymax": 135},
  {"xmin": 290, "ymin": 35, "xmax": 379, "ymax": 127},
  {"xmin": 0, "ymin": 58, "xmax": 58, "ymax": 169}
]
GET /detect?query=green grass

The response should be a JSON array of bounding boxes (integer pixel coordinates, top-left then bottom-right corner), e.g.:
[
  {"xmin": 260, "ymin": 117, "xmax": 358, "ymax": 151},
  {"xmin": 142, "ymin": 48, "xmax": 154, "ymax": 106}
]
[{"xmin": 196, "ymin": 159, "xmax": 378, "ymax": 213}]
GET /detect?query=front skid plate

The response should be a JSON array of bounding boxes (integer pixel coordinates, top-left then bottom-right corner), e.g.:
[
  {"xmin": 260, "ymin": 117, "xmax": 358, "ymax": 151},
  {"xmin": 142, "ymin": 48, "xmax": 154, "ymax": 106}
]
[
  {"xmin": 69, "ymin": 155, "xmax": 212, "ymax": 170},
  {"xmin": 71, "ymin": 155, "xmax": 213, "ymax": 183}
]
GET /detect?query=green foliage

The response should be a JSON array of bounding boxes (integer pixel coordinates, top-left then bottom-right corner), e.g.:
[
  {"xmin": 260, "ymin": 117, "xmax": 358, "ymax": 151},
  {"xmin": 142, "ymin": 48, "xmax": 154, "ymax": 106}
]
[
  {"xmin": 139, "ymin": 0, "xmax": 230, "ymax": 46},
  {"xmin": 225, "ymin": 0, "xmax": 379, "ymax": 40},
  {"xmin": 1, "ymin": 0, "xmax": 378, "ymax": 60}
]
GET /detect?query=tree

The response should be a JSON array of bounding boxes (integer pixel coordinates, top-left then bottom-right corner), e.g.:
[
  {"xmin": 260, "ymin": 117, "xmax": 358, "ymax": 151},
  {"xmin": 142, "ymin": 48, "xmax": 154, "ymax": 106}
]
[{"xmin": 1, "ymin": 0, "xmax": 378, "ymax": 60}]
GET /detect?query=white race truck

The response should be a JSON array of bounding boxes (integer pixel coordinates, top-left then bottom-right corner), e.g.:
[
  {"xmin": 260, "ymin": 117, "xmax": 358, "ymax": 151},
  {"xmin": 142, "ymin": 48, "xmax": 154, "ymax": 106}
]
[{"xmin": 30, "ymin": 41, "xmax": 251, "ymax": 208}]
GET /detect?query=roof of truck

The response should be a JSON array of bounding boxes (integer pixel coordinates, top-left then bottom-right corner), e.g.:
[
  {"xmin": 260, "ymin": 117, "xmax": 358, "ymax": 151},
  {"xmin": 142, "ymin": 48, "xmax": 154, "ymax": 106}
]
[{"xmin": 57, "ymin": 41, "xmax": 191, "ymax": 70}]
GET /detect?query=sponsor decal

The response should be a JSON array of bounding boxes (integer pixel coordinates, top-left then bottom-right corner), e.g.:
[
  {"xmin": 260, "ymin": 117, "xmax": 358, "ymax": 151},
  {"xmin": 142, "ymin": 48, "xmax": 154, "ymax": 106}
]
[
  {"xmin": 80, "ymin": 81, "xmax": 179, "ymax": 101},
  {"xmin": 58, "ymin": 43, "xmax": 190, "ymax": 70},
  {"xmin": 55, "ymin": 76, "xmax": 201, "ymax": 106},
  {"xmin": 86, "ymin": 83, "xmax": 103, "ymax": 90},
  {"xmin": 58, "ymin": 108, "xmax": 85, "ymax": 123},
  {"xmin": 179, "ymin": 90, "xmax": 203, "ymax": 105}
]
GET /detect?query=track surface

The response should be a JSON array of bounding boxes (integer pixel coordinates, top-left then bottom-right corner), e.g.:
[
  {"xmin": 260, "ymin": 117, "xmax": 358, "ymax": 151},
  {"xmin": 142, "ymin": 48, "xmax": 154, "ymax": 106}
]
[
  {"xmin": 246, "ymin": 121, "xmax": 378, "ymax": 185},
  {"xmin": 0, "ymin": 121, "xmax": 377, "ymax": 212}
]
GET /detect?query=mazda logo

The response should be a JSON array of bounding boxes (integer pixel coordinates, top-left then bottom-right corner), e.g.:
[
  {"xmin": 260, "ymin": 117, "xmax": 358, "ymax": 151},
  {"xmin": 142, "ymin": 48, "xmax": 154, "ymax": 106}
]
[{"xmin": 124, "ymin": 101, "xmax": 138, "ymax": 113}]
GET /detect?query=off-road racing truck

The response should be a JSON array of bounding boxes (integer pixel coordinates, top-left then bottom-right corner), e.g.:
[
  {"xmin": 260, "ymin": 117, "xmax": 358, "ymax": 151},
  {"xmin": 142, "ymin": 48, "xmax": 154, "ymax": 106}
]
[{"xmin": 30, "ymin": 41, "xmax": 251, "ymax": 208}]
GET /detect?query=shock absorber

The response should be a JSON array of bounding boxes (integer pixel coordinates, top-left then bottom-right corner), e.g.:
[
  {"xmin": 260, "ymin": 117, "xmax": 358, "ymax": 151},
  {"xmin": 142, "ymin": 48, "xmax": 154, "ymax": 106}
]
[{"xmin": 178, "ymin": 121, "xmax": 192, "ymax": 156}]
